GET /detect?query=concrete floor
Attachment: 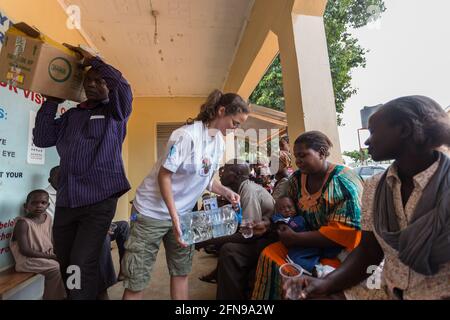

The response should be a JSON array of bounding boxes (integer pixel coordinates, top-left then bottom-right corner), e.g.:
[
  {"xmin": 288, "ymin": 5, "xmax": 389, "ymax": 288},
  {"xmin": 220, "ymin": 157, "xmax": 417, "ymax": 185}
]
[{"xmin": 108, "ymin": 246, "xmax": 218, "ymax": 300}]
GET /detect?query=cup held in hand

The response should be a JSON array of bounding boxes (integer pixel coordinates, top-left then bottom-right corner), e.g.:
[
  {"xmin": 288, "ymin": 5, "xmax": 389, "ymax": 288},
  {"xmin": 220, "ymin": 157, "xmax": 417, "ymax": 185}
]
[
  {"xmin": 279, "ymin": 263, "xmax": 304, "ymax": 300},
  {"xmin": 240, "ymin": 218, "xmax": 254, "ymax": 238}
]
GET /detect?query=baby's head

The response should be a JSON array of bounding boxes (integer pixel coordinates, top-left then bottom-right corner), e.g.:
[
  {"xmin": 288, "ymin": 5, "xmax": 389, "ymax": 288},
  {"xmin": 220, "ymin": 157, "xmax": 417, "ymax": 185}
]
[
  {"xmin": 275, "ymin": 196, "xmax": 296, "ymax": 218},
  {"xmin": 24, "ymin": 190, "xmax": 49, "ymax": 217}
]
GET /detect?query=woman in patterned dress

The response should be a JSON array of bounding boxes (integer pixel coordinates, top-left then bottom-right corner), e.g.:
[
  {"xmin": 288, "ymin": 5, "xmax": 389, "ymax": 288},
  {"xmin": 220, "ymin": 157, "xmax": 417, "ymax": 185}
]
[{"xmin": 252, "ymin": 131, "xmax": 364, "ymax": 300}]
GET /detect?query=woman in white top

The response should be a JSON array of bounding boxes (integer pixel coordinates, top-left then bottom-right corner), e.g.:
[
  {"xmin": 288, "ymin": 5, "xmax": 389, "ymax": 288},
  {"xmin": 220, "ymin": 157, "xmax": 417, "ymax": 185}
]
[{"xmin": 122, "ymin": 90, "xmax": 250, "ymax": 300}]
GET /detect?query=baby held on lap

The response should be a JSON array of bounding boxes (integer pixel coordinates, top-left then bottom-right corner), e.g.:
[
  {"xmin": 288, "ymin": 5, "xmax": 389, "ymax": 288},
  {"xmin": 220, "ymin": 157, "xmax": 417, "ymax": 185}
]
[{"xmin": 272, "ymin": 197, "xmax": 343, "ymax": 277}]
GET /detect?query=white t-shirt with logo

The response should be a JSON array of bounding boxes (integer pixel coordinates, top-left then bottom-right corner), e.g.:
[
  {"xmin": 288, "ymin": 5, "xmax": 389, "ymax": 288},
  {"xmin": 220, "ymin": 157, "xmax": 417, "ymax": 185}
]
[{"xmin": 134, "ymin": 121, "xmax": 225, "ymax": 220}]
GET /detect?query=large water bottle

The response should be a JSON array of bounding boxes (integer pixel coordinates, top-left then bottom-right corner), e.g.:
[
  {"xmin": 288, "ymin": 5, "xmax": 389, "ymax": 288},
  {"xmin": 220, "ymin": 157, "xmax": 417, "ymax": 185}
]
[
  {"xmin": 180, "ymin": 211, "xmax": 194, "ymax": 245},
  {"xmin": 180, "ymin": 210, "xmax": 213, "ymax": 245},
  {"xmin": 180, "ymin": 204, "xmax": 240, "ymax": 245},
  {"xmin": 211, "ymin": 205, "xmax": 239, "ymax": 238}
]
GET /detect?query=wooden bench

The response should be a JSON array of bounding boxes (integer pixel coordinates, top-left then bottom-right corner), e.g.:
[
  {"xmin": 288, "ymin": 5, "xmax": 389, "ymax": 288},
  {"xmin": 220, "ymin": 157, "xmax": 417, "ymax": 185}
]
[{"xmin": 0, "ymin": 268, "xmax": 44, "ymax": 300}]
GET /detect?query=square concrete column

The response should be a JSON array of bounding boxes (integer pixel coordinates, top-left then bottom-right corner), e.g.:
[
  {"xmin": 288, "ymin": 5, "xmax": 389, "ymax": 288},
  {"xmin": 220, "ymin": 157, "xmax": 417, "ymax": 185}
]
[{"xmin": 274, "ymin": 1, "xmax": 342, "ymax": 163}]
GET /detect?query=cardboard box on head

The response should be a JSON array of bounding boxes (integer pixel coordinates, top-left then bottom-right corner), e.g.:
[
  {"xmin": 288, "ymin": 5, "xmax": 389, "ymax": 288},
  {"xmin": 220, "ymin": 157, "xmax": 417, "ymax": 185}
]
[{"xmin": 0, "ymin": 22, "xmax": 87, "ymax": 102}]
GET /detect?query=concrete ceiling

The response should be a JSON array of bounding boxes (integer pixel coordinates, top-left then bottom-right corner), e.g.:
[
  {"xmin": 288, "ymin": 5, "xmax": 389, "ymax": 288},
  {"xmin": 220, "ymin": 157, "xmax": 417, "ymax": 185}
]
[{"xmin": 60, "ymin": 0, "xmax": 254, "ymax": 97}]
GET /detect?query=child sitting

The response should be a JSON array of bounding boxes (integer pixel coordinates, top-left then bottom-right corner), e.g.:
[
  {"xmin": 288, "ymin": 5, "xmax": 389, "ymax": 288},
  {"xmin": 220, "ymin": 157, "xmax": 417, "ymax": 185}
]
[
  {"xmin": 10, "ymin": 190, "xmax": 66, "ymax": 300},
  {"xmin": 272, "ymin": 196, "xmax": 342, "ymax": 275}
]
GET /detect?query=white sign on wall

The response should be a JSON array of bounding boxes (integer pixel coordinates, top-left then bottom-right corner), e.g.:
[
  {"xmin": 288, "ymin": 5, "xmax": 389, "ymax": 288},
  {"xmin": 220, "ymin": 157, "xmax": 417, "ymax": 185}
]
[{"xmin": 27, "ymin": 110, "xmax": 45, "ymax": 165}]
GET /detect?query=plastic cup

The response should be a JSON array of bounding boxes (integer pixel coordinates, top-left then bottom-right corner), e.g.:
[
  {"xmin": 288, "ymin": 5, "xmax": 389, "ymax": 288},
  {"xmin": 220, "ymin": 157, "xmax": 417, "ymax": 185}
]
[
  {"xmin": 279, "ymin": 263, "xmax": 304, "ymax": 300},
  {"xmin": 240, "ymin": 218, "xmax": 254, "ymax": 238}
]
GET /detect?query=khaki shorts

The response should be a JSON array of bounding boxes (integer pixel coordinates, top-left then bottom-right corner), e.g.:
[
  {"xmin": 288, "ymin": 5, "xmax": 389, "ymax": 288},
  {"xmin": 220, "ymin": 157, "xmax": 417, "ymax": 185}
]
[{"xmin": 121, "ymin": 208, "xmax": 195, "ymax": 292}]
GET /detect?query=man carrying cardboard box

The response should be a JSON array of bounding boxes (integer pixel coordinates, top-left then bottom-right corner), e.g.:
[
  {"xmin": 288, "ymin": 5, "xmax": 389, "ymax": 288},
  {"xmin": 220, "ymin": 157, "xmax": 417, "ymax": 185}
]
[{"xmin": 33, "ymin": 45, "xmax": 132, "ymax": 300}]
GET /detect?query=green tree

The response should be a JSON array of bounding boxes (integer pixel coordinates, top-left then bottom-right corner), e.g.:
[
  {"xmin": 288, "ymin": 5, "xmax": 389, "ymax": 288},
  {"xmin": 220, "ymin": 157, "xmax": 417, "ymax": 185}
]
[
  {"xmin": 343, "ymin": 149, "xmax": 371, "ymax": 165},
  {"xmin": 249, "ymin": 55, "xmax": 284, "ymax": 111},
  {"xmin": 249, "ymin": 0, "xmax": 386, "ymax": 125}
]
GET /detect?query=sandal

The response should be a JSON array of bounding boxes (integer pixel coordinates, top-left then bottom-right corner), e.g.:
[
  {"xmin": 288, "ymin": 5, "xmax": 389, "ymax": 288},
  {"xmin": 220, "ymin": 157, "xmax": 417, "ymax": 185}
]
[{"xmin": 198, "ymin": 274, "xmax": 217, "ymax": 284}]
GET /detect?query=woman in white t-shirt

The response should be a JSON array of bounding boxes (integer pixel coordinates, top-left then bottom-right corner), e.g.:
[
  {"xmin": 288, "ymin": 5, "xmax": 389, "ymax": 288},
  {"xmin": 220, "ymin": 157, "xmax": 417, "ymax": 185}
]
[{"xmin": 122, "ymin": 89, "xmax": 250, "ymax": 300}]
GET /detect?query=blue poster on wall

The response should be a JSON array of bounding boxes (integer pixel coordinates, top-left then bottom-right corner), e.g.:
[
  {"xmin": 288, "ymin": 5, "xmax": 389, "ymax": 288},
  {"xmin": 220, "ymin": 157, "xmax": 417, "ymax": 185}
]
[{"xmin": 0, "ymin": 11, "xmax": 76, "ymax": 270}]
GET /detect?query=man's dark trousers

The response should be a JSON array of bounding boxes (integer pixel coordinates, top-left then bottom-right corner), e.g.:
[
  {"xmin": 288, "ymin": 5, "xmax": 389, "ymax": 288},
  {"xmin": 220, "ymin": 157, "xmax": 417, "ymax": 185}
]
[{"xmin": 53, "ymin": 197, "xmax": 118, "ymax": 300}]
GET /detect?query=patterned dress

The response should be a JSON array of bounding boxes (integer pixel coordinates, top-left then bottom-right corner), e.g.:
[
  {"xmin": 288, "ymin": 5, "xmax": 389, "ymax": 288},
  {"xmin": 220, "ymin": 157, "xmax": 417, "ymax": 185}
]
[{"xmin": 252, "ymin": 164, "xmax": 364, "ymax": 300}]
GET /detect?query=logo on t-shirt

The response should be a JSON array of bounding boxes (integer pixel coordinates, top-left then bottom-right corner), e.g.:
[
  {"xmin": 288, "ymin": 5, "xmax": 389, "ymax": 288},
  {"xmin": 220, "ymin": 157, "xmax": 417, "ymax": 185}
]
[
  {"xmin": 168, "ymin": 144, "xmax": 177, "ymax": 158},
  {"xmin": 200, "ymin": 156, "xmax": 212, "ymax": 177}
]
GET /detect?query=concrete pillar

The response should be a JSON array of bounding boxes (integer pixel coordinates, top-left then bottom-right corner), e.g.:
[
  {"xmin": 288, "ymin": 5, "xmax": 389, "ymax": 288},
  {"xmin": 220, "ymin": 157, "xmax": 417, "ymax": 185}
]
[
  {"xmin": 224, "ymin": 30, "xmax": 279, "ymax": 100},
  {"xmin": 274, "ymin": 0, "xmax": 343, "ymax": 163}
]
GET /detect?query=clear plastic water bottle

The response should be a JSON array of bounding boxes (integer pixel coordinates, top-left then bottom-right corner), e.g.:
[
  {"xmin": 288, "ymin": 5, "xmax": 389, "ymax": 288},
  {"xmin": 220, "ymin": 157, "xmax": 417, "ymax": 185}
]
[
  {"xmin": 180, "ymin": 210, "xmax": 213, "ymax": 245},
  {"xmin": 180, "ymin": 204, "xmax": 239, "ymax": 245},
  {"xmin": 212, "ymin": 204, "xmax": 239, "ymax": 238},
  {"xmin": 180, "ymin": 212, "xmax": 194, "ymax": 245},
  {"xmin": 192, "ymin": 210, "xmax": 213, "ymax": 243}
]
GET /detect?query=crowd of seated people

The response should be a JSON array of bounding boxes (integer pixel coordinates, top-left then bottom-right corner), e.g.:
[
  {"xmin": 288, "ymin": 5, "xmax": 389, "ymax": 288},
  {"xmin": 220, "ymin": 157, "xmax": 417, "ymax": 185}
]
[
  {"xmin": 10, "ymin": 95, "xmax": 450, "ymax": 300},
  {"xmin": 197, "ymin": 96, "xmax": 450, "ymax": 301}
]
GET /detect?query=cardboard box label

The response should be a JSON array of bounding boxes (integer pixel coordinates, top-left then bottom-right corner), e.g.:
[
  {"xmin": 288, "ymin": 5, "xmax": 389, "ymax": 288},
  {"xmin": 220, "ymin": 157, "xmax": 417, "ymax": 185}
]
[
  {"xmin": 6, "ymin": 66, "xmax": 24, "ymax": 85},
  {"xmin": 48, "ymin": 57, "xmax": 72, "ymax": 83},
  {"xmin": 14, "ymin": 36, "xmax": 26, "ymax": 57}
]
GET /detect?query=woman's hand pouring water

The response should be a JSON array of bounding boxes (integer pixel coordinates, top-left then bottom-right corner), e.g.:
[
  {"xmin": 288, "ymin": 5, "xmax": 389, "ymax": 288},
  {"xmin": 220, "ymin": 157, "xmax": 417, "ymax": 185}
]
[{"xmin": 224, "ymin": 189, "xmax": 240, "ymax": 210}]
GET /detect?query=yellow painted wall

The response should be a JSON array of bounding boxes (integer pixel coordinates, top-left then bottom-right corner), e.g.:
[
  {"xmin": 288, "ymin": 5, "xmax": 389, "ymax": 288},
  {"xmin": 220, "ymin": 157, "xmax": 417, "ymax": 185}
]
[
  {"xmin": 292, "ymin": 0, "xmax": 327, "ymax": 16},
  {"xmin": 126, "ymin": 97, "xmax": 204, "ymax": 205},
  {"xmin": 114, "ymin": 136, "xmax": 129, "ymax": 221}
]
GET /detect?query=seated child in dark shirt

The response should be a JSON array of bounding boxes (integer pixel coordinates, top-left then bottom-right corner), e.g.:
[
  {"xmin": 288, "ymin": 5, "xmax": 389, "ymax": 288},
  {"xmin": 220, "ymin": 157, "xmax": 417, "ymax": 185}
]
[{"xmin": 272, "ymin": 196, "xmax": 342, "ymax": 274}]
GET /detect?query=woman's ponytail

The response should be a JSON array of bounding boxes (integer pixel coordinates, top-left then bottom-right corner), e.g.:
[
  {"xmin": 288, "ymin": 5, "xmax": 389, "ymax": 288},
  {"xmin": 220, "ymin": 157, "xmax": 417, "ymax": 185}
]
[{"xmin": 188, "ymin": 89, "xmax": 249, "ymax": 125}]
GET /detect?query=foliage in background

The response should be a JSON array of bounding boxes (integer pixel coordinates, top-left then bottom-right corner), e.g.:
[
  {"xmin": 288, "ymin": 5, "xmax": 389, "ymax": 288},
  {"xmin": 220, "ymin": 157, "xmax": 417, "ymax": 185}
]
[
  {"xmin": 343, "ymin": 149, "xmax": 371, "ymax": 165},
  {"xmin": 249, "ymin": 0, "xmax": 386, "ymax": 126}
]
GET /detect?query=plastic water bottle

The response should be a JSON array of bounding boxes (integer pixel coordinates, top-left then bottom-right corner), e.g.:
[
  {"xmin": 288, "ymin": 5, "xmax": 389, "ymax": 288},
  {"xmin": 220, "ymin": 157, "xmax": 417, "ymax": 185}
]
[
  {"xmin": 212, "ymin": 205, "xmax": 239, "ymax": 238},
  {"xmin": 180, "ymin": 212, "xmax": 194, "ymax": 245},
  {"xmin": 192, "ymin": 210, "xmax": 214, "ymax": 243},
  {"xmin": 180, "ymin": 210, "xmax": 213, "ymax": 245},
  {"xmin": 180, "ymin": 204, "xmax": 239, "ymax": 245}
]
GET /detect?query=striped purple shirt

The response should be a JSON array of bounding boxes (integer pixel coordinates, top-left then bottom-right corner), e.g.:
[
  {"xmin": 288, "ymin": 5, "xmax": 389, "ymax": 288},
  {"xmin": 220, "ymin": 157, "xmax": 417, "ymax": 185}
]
[{"xmin": 33, "ymin": 57, "xmax": 132, "ymax": 208}]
